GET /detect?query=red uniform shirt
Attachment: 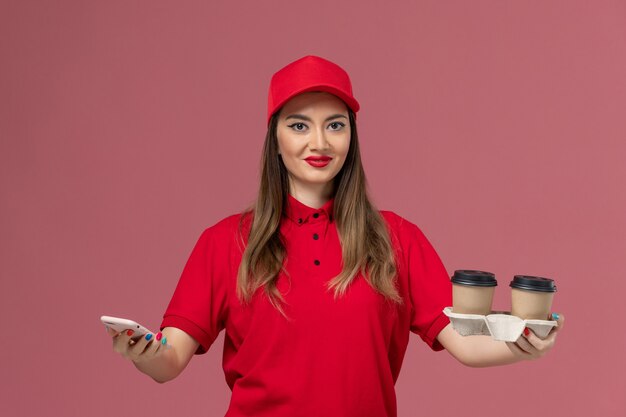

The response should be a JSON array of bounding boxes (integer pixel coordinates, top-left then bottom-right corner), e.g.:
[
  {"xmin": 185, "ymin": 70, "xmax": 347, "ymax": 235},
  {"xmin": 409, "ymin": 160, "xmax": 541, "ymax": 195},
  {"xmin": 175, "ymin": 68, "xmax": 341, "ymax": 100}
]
[{"xmin": 160, "ymin": 194, "xmax": 452, "ymax": 417}]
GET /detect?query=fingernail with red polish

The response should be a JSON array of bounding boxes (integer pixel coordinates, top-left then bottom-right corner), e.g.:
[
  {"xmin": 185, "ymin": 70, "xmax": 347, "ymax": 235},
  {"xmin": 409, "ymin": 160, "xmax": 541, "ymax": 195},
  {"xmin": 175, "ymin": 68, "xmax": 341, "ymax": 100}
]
[
  {"xmin": 524, "ymin": 328, "xmax": 530, "ymax": 336},
  {"xmin": 156, "ymin": 332, "xmax": 162, "ymax": 341},
  {"xmin": 126, "ymin": 329, "xmax": 134, "ymax": 337}
]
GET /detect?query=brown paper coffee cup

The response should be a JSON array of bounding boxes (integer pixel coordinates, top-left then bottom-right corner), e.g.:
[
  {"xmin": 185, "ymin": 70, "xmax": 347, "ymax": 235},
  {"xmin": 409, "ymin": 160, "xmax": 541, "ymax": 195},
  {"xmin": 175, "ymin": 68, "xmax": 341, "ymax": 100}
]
[
  {"xmin": 451, "ymin": 270, "xmax": 497, "ymax": 315},
  {"xmin": 509, "ymin": 275, "xmax": 557, "ymax": 320}
]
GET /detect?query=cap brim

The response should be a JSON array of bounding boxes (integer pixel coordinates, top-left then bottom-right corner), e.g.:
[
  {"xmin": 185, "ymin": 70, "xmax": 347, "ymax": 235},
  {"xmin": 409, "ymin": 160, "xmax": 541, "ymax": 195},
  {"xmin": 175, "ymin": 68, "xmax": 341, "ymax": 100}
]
[{"xmin": 268, "ymin": 85, "xmax": 360, "ymax": 125}]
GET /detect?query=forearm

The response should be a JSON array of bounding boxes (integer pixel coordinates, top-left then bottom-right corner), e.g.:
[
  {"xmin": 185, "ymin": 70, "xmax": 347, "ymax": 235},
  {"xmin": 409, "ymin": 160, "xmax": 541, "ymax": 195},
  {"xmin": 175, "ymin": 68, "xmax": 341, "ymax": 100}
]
[
  {"xmin": 449, "ymin": 334, "xmax": 523, "ymax": 367},
  {"xmin": 436, "ymin": 324, "xmax": 525, "ymax": 368}
]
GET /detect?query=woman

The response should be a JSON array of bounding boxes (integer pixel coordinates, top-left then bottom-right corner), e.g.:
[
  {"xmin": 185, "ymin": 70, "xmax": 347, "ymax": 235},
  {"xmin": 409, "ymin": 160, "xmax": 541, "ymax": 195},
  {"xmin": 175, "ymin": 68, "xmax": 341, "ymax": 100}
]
[{"xmin": 108, "ymin": 55, "xmax": 565, "ymax": 417}]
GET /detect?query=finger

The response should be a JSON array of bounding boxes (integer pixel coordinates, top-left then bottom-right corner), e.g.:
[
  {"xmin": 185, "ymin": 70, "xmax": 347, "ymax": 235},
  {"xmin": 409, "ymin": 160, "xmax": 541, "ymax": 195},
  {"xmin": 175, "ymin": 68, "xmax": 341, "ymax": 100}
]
[
  {"xmin": 106, "ymin": 327, "xmax": 119, "ymax": 337},
  {"xmin": 506, "ymin": 341, "xmax": 532, "ymax": 358},
  {"xmin": 522, "ymin": 328, "xmax": 550, "ymax": 351},
  {"xmin": 148, "ymin": 332, "xmax": 165, "ymax": 357},
  {"xmin": 113, "ymin": 330, "xmax": 134, "ymax": 353},
  {"xmin": 515, "ymin": 332, "xmax": 540, "ymax": 355},
  {"xmin": 129, "ymin": 333, "xmax": 156, "ymax": 358},
  {"xmin": 158, "ymin": 334, "xmax": 170, "ymax": 352},
  {"xmin": 142, "ymin": 332, "xmax": 160, "ymax": 357}
]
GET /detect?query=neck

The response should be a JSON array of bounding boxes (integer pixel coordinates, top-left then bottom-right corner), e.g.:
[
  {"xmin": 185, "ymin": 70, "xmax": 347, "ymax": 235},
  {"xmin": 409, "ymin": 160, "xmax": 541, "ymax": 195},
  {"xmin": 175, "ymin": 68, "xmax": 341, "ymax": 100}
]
[{"xmin": 289, "ymin": 181, "xmax": 334, "ymax": 209}]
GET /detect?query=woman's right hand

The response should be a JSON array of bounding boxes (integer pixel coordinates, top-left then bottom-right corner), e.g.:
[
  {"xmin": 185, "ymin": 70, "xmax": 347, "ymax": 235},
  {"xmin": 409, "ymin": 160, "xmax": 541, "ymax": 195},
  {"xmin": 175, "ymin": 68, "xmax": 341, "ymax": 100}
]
[{"xmin": 106, "ymin": 327, "xmax": 167, "ymax": 363}]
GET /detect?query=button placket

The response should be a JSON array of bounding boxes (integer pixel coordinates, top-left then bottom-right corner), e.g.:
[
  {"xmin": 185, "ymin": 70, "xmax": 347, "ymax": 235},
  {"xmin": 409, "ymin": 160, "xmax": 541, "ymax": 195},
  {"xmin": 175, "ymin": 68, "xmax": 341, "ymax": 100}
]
[{"xmin": 311, "ymin": 212, "xmax": 324, "ymax": 268}]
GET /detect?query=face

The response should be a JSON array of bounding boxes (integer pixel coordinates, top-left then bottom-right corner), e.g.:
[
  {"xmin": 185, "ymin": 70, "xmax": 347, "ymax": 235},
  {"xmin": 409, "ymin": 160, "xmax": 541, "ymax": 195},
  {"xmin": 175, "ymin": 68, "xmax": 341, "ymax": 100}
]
[{"xmin": 276, "ymin": 92, "xmax": 351, "ymax": 198}]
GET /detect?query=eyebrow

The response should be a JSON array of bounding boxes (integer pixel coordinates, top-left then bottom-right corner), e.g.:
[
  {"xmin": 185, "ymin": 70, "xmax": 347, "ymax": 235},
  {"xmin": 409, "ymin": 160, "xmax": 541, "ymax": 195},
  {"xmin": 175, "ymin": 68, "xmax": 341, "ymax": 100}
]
[{"xmin": 284, "ymin": 114, "xmax": 348, "ymax": 122}]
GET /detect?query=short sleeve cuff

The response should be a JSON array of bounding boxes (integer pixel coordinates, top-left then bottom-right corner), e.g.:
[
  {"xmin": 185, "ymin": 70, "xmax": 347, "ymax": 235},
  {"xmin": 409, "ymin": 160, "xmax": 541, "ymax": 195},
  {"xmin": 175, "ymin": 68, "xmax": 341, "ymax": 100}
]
[
  {"xmin": 160, "ymin": 314, "xmax": 214, "ymax": 355},
  {"xmin": 422, "ymin": 311, "xmax": 451, "ymax": 352}
]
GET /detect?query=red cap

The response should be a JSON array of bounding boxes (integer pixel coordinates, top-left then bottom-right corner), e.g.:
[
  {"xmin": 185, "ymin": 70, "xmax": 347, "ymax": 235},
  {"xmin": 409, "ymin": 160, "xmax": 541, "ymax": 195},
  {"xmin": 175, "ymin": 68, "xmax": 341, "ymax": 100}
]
[{"xmin": 267, "ymin": 55, "xmax": 360, "ymax": 126}]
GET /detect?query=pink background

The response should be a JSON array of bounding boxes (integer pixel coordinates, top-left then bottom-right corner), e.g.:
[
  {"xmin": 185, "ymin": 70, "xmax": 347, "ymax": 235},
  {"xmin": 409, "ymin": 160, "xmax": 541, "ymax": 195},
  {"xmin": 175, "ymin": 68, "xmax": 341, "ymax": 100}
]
[{"xmin": 2, "ymin": 1, "xmax": 625, "ymax": 416}]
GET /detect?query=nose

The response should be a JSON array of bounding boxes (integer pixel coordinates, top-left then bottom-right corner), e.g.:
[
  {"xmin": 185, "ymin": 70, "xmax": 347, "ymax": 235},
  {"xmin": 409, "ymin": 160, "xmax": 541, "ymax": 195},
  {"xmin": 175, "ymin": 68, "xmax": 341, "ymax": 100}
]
[{"xmin": 308, "ymin": 125, "xmax": 330, "ymax": 151}]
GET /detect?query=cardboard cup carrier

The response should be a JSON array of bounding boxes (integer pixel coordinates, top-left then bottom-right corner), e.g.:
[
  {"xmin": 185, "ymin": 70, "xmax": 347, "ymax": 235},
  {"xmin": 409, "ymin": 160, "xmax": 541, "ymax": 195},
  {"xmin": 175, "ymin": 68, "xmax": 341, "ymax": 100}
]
[{"xmin": 446, "ymin": 271, "xmax": 557, "ymax": 342}]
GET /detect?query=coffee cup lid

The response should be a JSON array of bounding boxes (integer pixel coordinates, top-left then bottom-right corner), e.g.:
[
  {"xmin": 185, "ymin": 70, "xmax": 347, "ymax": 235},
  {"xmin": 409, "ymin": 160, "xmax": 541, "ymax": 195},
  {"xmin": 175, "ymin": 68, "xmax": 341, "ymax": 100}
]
[
  {"xmin": 509, "ymin": 275, "xmax": 557, "ymax": 292},
  {"xmin": 451, "ymin": 270, "xmax": 497, "ymax": 287}
]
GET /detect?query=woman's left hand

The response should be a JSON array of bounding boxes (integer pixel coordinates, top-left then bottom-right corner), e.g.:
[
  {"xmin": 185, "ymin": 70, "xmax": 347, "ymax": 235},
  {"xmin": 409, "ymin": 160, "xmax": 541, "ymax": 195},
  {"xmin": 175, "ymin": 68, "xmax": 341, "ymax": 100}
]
[{"xmin": 506, "ymin": 313, "xmax": 565, "ymax": 360}]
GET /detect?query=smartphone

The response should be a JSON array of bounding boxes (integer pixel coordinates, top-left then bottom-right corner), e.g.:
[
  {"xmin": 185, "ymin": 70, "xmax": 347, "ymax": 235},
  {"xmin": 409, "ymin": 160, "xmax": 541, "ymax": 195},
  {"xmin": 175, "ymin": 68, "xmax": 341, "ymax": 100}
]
[{"xmin": 101, "ymin": 315, "xmax": 152, "ymax": 341}]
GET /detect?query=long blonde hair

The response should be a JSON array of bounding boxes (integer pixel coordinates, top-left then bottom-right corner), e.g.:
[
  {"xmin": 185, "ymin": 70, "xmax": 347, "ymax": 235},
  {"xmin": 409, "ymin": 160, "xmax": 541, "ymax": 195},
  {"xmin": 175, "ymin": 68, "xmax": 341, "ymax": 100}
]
[{"xmin": 236, "ymin": 109, "xmax": 402, "ymax": 318}]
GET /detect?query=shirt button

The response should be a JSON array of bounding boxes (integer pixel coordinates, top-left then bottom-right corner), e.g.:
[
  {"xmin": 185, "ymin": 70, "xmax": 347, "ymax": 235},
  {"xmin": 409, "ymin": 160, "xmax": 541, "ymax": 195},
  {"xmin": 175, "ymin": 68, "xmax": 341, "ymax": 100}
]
[
  {"xmin": 313, "ymin": 213, "xmax": 319, "ymax": 219},
  {"xmin": 314, "ymin": 259, "xmax": 320, "ymax": 266},
  {"xmin": 298, "ymin": 218, "xmax": 303, "ymax": 224},
  {"xmin": 313, "ymin": 233, "xmax": 319, "ymax": 240}
]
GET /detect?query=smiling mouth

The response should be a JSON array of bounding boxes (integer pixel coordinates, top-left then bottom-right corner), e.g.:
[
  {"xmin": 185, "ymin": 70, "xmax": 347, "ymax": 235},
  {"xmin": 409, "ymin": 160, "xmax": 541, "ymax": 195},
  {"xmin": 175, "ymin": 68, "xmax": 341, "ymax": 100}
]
[
  {"xmin": 305, "ymin": 156, "xmax": 332, "ymax": 162},
  {"xmin": 305, "ymin": 159, "xmax": 331, "ymax": 167}
]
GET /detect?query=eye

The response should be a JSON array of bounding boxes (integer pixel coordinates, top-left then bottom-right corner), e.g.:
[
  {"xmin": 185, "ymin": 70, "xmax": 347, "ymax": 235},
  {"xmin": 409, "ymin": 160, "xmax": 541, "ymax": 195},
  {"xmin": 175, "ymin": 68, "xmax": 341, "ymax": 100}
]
[
  {"xmin": 288, "ymin": 122, "xmax": 307, "ymax": 132},
  {"xmin": 328, "ymin": 121, "xmax": 345, "ymax": 131}
]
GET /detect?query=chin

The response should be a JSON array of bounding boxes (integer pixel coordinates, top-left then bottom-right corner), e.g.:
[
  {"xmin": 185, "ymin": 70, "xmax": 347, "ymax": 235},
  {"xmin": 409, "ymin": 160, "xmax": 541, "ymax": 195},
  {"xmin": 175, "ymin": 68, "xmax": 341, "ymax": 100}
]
[{"xmin": 299, "ymin": 174, "xmax": 336, "ymax": 186}]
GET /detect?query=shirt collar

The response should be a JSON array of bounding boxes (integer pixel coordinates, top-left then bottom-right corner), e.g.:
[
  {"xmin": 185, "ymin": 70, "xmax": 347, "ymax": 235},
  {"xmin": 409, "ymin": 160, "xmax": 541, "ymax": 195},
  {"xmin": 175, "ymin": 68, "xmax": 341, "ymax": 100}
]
[{"xmin": 285, "ymin": 193, "xmax": 335, "ymax": 225}]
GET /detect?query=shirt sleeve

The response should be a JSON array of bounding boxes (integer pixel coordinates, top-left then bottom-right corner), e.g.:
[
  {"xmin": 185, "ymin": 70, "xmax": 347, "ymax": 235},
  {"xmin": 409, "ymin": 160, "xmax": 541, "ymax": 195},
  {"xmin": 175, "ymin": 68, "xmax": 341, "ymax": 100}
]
[
  {"xmin": 398, "ymin": 215, "xmax": 453, "ymax": 351},
  {"xmin": 160, "ymin": 219, "xmax": 232, "ymax": 354}
]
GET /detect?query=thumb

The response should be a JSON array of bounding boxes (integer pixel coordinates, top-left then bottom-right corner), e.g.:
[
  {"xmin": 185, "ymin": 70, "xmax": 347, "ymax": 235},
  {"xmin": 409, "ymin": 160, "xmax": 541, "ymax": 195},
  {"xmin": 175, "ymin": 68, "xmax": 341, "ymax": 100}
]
[{"xmin": 553, "ymin": 312, "xmax": 565, "ymax": 331}]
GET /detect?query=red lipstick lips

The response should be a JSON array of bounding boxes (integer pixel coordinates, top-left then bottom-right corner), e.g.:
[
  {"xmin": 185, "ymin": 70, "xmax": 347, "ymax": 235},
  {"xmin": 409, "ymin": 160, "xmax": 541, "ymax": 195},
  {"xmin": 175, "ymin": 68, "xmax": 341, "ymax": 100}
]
[{"xmin": 305, "ymin": 156, "xmax": 332, "ymax": 168}]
